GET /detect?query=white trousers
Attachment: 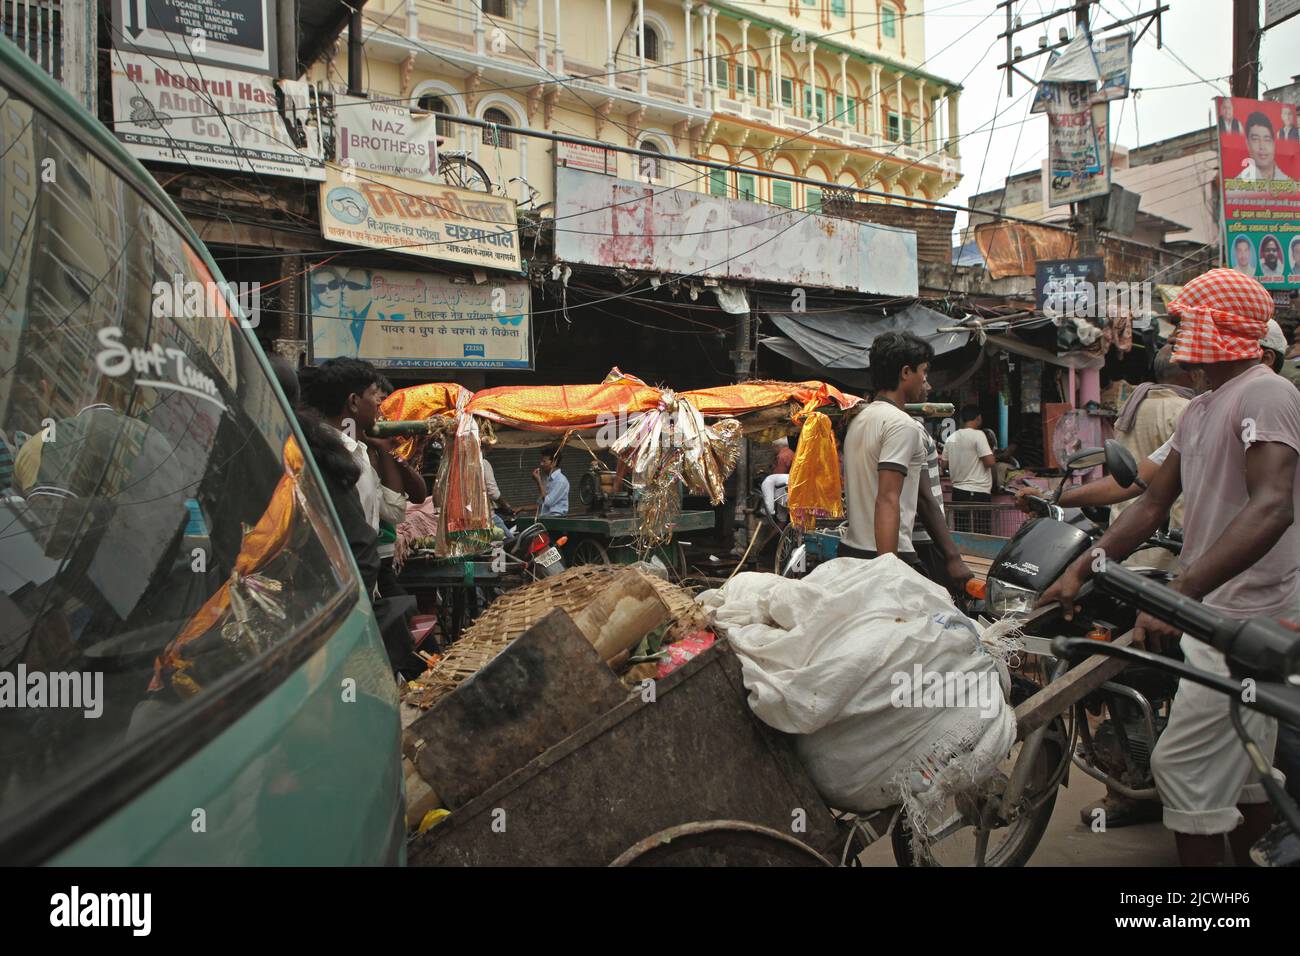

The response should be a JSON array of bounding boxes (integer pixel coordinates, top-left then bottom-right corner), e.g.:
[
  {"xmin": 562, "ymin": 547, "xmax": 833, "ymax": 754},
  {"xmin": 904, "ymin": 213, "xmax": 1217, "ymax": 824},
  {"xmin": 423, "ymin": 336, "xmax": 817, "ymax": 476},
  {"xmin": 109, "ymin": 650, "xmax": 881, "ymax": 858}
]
[
  {"xmin": 761, "ymin": 473, "xmax": 789, "ymax": 517},
  {"xmin": 1150, "ymin": 633, "xmax": 1283, "ymax": 835}
]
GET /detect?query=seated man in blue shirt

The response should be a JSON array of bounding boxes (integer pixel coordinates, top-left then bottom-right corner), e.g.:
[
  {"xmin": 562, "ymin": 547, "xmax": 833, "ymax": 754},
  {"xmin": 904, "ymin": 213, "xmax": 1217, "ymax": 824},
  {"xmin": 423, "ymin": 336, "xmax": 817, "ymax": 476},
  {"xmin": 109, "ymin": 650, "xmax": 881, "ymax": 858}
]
[{"xmin": 533, "ymin": 446, "xmax": 570, "ymax": 516}]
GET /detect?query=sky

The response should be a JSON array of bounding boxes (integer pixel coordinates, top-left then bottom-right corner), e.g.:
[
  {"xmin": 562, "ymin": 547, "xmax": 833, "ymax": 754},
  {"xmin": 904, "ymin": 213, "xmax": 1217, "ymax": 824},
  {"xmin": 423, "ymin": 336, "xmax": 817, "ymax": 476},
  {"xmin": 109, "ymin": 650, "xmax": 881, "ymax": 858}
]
[{"xmin": 923, "ymin": 0, "xmax": 1300, "ymax": 225}]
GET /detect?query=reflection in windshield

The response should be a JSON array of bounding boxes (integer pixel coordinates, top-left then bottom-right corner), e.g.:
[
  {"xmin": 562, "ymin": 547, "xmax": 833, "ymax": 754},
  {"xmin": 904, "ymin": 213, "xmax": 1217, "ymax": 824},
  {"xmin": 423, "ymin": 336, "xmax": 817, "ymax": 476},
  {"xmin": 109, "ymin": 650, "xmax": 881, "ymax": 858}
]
[{"xmin": 0, "ymin": 76, "xmax": 353, "ymax": 824}]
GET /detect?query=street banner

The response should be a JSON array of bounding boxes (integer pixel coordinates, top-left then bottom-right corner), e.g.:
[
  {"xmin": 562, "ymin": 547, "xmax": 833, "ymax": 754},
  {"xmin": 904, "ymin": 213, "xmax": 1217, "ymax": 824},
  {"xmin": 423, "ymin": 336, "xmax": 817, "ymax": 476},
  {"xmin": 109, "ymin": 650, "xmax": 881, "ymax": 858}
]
[
  {"xmin": 1265, "ymin": 0, "xmax": 1300, "ymax": 29},
  {"xmin": 1216, "ymin": 96, "xmax": 1300, "ymax": 290},
  {"xmin": 1032, "ymin": 32, "xmax": 1132, "ymax": 113},
  {"xmin": 1091, "ymin": 32, "xmax": 1133, "ymax": 102},
  {"xmin": 319, "ymin": 167, "xmax": 520, "ymax": 270},
  {"xmin": 1041, "ymin": 34, "xmax": 1101, "ymax": 84},
  {"xmin": 110, "ymin": 50, "xmax": 324, "ymax": 179},
  {"xmin": 1045, "ymin": 86, "xmax": 1111, "ymax": 207},
  {"xmin": 309, "ymin": 269, "xmax": 530, "ymax": 369},
  {"xmin": 332, "ymin": 94, "xmax": 440, "ymax": 182},
  {"xmin": 112, "ymin": 0, "xmax": 275, "ymax": 74}
]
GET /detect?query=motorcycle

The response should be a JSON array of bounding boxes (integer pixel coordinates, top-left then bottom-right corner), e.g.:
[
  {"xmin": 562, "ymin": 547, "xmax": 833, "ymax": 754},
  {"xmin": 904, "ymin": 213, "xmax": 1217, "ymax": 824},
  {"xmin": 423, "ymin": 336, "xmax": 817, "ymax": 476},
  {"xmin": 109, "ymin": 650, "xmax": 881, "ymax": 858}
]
[
  {"xmin": 1053, "ymin": 562, "xmax": 1300, "ymax": 865},
  {"xmin": 982, "ymin": 441, "xmax": 1186, "ymax": 806}
]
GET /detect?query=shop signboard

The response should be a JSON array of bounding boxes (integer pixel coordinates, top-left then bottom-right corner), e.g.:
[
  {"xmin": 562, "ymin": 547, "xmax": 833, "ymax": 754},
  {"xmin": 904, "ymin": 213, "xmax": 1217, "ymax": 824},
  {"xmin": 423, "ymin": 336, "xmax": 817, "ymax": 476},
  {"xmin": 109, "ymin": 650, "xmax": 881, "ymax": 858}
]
[
  {"xmin": 110, "ymin": 50, "xmax": 324, "ymax": 179},
  {"xmin": 309, "ymin": 269, "xmax": 530, "ymax": 369},
  {"xmin": 319, "ymin": 166, "xmax": 521, "ymax": 271},
  {"xmin": 113, "ymin": 0, "xmax": 275, "ymax": 74},
  {"xmin": 552, "ymin": 167, "xmax": 917, "ymax": 296}
]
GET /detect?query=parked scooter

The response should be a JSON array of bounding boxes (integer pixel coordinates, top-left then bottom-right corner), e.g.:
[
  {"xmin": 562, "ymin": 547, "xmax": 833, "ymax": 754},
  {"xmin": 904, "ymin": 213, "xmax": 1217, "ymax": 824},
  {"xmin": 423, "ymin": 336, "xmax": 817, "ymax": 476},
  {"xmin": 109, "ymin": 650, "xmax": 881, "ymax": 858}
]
[
  {"xmin": 496, "ymin": 505, "xmax": 567, "ymax": 578},
  {"xmin": 982, "ymin": 442, "xmax": 1186, "ymax": 806}
]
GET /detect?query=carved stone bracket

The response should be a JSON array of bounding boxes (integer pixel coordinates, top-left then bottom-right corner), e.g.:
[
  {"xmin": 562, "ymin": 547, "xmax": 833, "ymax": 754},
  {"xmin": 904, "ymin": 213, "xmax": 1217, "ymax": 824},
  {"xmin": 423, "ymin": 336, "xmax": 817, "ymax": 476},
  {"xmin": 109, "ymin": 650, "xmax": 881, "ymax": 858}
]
[{"xmin": 400, "ymin": 50, "xmax": 418, "ymax": 96}]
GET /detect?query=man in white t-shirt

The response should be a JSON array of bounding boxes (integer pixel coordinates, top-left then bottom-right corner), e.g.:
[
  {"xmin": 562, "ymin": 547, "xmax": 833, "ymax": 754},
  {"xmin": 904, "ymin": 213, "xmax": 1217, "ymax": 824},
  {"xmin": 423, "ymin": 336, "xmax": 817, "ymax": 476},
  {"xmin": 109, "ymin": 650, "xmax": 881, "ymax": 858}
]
[
  {"xmin": 841, "ymin": 331, "xmax": 972, "ymax": 590},
  {"xmin": 943, "ymin": 404, "xmax": 995, "ymax": 533}
]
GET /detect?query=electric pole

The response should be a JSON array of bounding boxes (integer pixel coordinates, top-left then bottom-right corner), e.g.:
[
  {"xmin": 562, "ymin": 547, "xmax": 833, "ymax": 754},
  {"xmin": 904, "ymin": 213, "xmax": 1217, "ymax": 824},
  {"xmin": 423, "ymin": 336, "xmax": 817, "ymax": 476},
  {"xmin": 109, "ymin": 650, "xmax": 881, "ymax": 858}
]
[
  {"xmin": 1231, "ymin": 0, "xmax": 1260, "ymax": 98},
  {"xmin": 1074, "ymin": 1, "xmax": 1099, "ymax": 258}
]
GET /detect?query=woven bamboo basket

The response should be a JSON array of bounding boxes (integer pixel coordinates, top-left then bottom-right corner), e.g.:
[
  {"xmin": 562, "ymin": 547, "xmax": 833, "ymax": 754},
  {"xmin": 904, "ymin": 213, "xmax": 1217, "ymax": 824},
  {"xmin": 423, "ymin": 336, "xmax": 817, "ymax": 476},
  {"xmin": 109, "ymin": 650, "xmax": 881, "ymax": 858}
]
[{"xmin": 403, "ymin": 565, "xmax": 711, "ymax": 709}]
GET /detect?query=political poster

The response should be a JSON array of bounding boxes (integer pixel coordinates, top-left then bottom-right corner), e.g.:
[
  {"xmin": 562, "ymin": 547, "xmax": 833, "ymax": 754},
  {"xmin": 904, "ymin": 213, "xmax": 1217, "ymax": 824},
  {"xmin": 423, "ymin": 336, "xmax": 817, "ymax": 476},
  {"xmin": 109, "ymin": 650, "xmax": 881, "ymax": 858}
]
[{"xmin": 1217, "ymin": 96, "xmax": 1300, "ymax": 290}]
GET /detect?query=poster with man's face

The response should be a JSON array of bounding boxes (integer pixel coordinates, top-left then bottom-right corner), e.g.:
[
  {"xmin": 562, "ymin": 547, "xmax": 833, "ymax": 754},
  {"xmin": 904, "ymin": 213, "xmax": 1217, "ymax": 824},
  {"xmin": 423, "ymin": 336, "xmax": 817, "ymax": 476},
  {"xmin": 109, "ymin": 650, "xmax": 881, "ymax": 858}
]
[{"xmin": 1217, "ymin": 96, "xmax": 1300, "ymax": 289}]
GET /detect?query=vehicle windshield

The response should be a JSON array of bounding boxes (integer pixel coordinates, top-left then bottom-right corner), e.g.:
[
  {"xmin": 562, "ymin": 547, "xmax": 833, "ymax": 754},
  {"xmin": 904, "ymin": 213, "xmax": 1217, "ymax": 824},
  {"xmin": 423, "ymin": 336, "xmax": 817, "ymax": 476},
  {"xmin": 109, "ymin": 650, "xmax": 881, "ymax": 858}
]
[{"xmin": 0, "ymin": 72, "xmax": 356, "ymax": 830}]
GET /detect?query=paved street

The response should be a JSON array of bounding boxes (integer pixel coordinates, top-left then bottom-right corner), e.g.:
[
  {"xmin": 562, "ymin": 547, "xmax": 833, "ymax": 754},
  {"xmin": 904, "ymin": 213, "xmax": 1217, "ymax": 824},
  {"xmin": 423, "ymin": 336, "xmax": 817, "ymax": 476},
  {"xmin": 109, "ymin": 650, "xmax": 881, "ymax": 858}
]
[{"xmin": 859, "ymin": 773, "xmax": 1180, "ymax": 867}]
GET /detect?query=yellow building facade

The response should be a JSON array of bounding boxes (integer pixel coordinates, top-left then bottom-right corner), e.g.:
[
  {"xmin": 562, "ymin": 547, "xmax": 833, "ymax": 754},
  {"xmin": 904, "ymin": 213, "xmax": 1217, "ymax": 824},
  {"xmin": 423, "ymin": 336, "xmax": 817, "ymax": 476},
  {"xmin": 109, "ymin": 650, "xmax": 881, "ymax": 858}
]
[{"xmin": 328, "ymin": 0, "xmax": 963, "ymax": 212}]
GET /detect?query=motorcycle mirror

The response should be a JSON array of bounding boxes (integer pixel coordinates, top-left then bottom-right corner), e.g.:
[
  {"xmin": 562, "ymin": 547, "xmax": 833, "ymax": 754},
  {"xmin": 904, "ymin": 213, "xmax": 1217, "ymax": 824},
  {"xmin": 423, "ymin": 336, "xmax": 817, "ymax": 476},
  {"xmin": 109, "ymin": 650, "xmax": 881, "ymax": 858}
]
[
  {"xmin": 1065, "ymin": 446, "xmax": 1106, "ymax": 471},
  {"xmin": 1104, "ymin": 439, "xmax": 1140, "ymax": 489}
]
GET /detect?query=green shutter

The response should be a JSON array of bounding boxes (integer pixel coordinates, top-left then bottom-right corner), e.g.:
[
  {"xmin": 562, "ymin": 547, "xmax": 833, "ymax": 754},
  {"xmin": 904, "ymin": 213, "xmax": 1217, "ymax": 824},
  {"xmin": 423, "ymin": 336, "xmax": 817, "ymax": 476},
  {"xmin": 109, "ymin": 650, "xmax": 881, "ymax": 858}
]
[
  {"xmin": 903, "ymin": 118, "xmax": 914, "ymax": 143},
  {"xmin": 738, "ymin": 173, "xmax": 757, "ymax": 201},
  {"xmin": 715, "ymin": 59, "xmax": 729, "ymax": 90},
  {"xmin": 832, "ymin": 0, "xmax": 846, "ymax": 14},
  {"xmin": 709, "ymin": 170, "xmax": 728, "ymax": 197},
  {"xmin": 806, "ymin": 187, "xmax": 822, "ymax": 213},
  {"xmin": 887, "ymin": 113, "xmax": 900, "ymax": 141},
  {"xmin": 772, "ymin": 181, "xmax": 792, "ymax": 208},
  {"xmin": 883, "ymin": 7, "xmax": 897, "ymax": 38},
  {"xmin": 781, "ymin": 78, "xmax": 793, "ymax": 107}
]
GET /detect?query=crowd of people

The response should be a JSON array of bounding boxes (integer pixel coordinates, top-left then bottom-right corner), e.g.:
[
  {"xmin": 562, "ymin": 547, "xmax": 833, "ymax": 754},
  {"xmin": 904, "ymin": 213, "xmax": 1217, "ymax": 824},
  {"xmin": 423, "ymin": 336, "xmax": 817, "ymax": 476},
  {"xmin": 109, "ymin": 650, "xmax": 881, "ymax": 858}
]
[{"xmin": 835, "ymin": 268, "xmax": 1300, "ymax": 867}]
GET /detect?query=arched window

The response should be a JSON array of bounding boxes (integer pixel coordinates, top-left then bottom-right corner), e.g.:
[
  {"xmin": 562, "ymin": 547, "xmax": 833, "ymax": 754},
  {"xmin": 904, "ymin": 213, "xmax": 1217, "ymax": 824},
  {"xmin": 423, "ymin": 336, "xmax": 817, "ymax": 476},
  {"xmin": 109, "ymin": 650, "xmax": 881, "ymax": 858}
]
[
  {"xmin": 882, "ymin": 4, "xmax": 899, "ymax": 40},
  {"xmin": 636, "ymin": 25, "xmax": 661, "ymax": 62},
  {"xmin": 638, "ymin": 140, "xmax": 663, "ymax": 180},
  {"xmin": 417, "ymin": 94, "xmax": 453, "ymax": 137},
  {"xmin": 481, "ymin": 107, "xmax": 515, "ymax": 149}
]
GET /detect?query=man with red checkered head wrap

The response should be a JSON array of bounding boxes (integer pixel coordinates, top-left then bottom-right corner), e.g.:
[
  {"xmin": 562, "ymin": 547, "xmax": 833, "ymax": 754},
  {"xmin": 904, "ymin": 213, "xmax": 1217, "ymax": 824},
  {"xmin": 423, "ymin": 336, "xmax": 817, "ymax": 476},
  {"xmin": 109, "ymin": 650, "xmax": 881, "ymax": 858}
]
[{"xmin": 1044, "ymin": 269, "xmax": 1300, "ymax": 866}]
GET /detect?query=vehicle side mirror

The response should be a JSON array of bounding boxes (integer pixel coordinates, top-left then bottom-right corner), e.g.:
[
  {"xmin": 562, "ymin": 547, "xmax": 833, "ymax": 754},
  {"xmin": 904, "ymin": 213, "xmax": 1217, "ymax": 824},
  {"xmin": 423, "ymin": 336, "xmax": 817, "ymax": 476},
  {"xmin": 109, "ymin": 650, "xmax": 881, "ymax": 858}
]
[
  {"xmin": 1065, "ymin": 446, "xmax": 1105, "ymax": 472},
  {"xmin": 1104, "ymin": 439, "xmax": 1140, "ymax": 489}
]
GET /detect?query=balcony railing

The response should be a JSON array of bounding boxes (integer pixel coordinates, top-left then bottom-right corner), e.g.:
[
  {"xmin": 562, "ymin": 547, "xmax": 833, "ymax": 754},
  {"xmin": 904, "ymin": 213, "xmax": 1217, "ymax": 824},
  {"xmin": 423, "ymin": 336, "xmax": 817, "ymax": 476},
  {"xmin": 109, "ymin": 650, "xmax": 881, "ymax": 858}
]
[{"xmin": 3, "ymin": 0, "xmax": 62, "ymax": 80}]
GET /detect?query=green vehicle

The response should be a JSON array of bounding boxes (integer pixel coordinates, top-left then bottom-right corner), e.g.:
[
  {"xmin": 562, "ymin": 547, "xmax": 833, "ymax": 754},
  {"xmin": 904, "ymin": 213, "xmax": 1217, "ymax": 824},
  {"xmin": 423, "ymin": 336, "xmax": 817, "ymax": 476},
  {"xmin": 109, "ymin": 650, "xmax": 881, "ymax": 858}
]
[{"xmin": 0, "ymin": 39, "xmax": 404, "ymax": 864}]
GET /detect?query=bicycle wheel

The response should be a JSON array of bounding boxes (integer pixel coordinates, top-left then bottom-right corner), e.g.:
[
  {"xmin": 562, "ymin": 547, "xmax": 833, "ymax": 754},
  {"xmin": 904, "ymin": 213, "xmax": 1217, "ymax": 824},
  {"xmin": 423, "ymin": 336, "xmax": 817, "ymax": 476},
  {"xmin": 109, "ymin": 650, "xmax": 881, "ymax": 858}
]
[
  {"xmin": 437, "ymin": 154, "xmax": 492, "ymax": 193},
  {"xmin": 890, "ymin": 676, "xmax": 1067, "ymax": 867},
  {"xmin": 774, "ymin": 523, "xmax": 807, "ymax": 577}
]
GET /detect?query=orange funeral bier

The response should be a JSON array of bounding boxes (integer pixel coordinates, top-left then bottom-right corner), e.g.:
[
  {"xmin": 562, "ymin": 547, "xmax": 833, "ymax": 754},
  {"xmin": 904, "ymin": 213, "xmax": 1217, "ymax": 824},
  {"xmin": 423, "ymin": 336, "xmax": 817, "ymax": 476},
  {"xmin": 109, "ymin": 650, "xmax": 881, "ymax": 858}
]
[{"xmin": 680, "ymin": 380, "xmax": 861, "ymax": 416}]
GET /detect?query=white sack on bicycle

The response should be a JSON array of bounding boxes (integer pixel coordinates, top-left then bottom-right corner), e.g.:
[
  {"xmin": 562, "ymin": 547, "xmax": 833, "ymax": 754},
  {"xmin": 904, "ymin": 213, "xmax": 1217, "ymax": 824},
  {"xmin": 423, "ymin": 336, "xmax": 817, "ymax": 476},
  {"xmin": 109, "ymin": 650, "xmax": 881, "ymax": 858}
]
[{"xmin": 698, "ymin": 556, "xmax": 1019, "ymax": 816}]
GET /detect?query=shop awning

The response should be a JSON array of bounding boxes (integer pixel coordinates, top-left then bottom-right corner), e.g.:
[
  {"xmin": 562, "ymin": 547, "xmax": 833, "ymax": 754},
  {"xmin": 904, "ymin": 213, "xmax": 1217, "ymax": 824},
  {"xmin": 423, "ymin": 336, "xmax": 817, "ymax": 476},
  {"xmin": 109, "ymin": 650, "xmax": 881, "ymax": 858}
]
[{"xmin": 759, "ymin": 298, "xmax": 971, "ymax": 374}]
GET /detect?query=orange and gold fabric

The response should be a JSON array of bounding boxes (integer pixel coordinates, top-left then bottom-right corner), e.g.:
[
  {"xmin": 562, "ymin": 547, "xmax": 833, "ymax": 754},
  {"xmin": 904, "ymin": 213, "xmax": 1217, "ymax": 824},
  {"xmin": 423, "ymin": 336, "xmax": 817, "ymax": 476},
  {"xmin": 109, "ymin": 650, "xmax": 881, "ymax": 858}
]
[
  {"xmin": 786, "ymin": 390, "xmax": 844, "ymax": 531},
  {"xmin": 681, "ymin": 380, "xmax": 860, "ymax": 417},
  {"xmin": 149, "ymin": 438, "xmax": 306, "ymax": 697},
  {"xmin": 465, "ymin": 380, "xmax": 664, "ymax": 432}
]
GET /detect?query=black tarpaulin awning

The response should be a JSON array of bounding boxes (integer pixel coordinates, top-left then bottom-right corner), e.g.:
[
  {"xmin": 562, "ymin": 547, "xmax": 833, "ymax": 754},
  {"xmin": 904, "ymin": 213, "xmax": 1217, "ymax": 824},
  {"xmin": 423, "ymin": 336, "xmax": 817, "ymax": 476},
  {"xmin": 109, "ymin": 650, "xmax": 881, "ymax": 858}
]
[{"xmin": 759, "ymin": 298, "xmax": 971, "ymax": 373}]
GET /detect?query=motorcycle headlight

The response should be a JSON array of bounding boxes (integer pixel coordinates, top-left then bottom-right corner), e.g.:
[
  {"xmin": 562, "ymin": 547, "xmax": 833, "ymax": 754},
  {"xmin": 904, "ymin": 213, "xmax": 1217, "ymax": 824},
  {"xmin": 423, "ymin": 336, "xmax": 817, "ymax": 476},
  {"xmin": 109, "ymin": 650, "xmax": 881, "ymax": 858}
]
[{"xmin": 987, "ymin": 578, "xmax": 1038, "ymax": 617}]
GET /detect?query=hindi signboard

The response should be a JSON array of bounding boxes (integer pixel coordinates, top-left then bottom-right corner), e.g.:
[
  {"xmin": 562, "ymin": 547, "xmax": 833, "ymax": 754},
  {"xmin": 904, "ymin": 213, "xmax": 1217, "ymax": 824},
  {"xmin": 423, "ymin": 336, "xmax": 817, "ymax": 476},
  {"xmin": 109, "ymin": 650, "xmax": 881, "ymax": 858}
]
[
  {"xmin": 553, "ymin": 167, "xmax": 917, "ymax": 295},
  {"xmin": 1035, "ymin": 257, "xmax": 1106, "ymax": 317},
  {"xmin": 319, "ymin": 167, "xmax": 521, "ymax": 271},
  {"xmin": 110, "ymin": 51, "xmax": 324, "ymax": 179},
  {"xmin": 309, "ymin": 270, "xmax": 531, "ymax": 369},
  {"xmin": 113, "ymin": 0, "xmax": 274, "ymax": 74},
  {"xmin": 1217, "ymin": 96, "xmax": 1300, "ymax": 290},
  {"xmin": 333, "ymin": 94, "xmax": 440, "ymax": 182},
  {"xmin": 1045, "ymin": 87, "xmax": 1111, "ymax": 208}
]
